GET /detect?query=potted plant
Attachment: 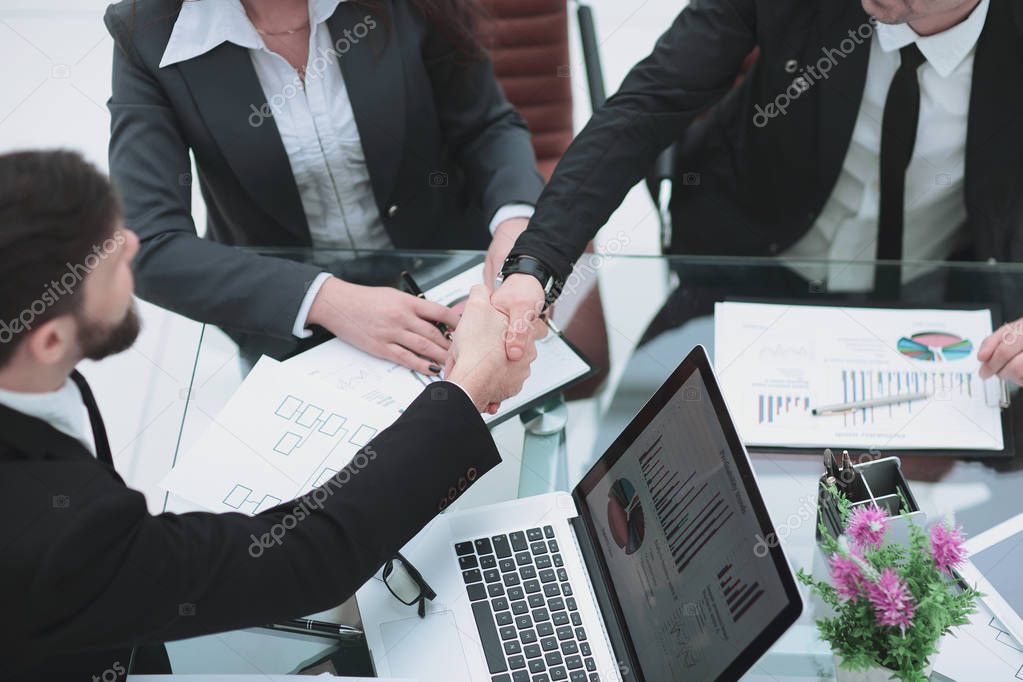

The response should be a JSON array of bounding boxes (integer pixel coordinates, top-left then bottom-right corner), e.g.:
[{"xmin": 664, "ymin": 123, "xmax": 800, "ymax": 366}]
[{"xmin": 798, "ymin": 488, "xmax": 980, "ymax": 682}]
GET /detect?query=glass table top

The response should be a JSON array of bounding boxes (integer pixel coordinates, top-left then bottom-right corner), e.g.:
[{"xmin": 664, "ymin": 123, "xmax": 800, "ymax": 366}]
[{"xmin": 163, "ymin": 249, "xmax": 1023, "ymax": 679}]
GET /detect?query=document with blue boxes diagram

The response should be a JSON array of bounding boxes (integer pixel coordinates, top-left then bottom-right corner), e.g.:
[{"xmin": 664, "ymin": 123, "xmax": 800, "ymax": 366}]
[{"xmin": 160, "ymin": 356, "xmax": 403, "ymax": 514}]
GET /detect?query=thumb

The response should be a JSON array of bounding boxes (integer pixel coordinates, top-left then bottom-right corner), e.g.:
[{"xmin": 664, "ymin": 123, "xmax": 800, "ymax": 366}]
[{"xmin": 505, "ymin": 302, "xmax": 536, "ymax": 361}]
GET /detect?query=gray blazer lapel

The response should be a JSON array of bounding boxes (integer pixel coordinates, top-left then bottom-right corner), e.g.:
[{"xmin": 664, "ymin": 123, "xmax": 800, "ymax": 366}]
[
  {"xmin": 176, "ymin": 43, "xmax": 310, "ymax": 242},
  {"xmin": 328, "ymin": 1, "xmax": 407, "ymax": 216}
]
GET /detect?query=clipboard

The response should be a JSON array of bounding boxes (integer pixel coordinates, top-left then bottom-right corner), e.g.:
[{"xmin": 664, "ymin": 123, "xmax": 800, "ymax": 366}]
[
  {"xmin": 414, "ymin": 257, "xmax": 597, "ymax": 428},
  {"xmin": 717, "ymin": 297, "xmax": 1015, "ymax": 459}
]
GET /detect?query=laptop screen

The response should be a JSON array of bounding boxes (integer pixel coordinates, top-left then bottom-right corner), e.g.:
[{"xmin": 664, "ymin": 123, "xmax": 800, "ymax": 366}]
[{"xmin": 575, "ymin": 348, "xmax": 800, "ymax": 681}]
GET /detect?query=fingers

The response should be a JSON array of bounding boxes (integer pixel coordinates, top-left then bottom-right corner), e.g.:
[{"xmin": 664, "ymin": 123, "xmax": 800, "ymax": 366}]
[
  {"xmin": 385, "ymin": 343, "xmax": 442, "ymax": 376},
  {"xmin": 408, "ymin": 317, "xmax": 452, "ymax": 351},
  {"xmin": 504, "ymin": 301, "xmax": 543, "ymax": 361},
  {"xmin": 979, "ymin": 326, "xmax": 1020, "ymax": 380},
  {"xmin": 398, "ymin": 330, "xmax": 448, "ymax": 368},
  {"xmin": 977, "ymin": 327, "xmax": 1004, "ymax": 363},
  {"xmin": 414, "ymin": 298, "xmax": 461, "ymax": 330}
]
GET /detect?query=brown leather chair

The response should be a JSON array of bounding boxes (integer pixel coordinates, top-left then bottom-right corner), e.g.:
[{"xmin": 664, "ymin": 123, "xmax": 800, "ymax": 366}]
[{"xmin": 479, "ymin": 0, "xmax": 610, "ymax": 399}]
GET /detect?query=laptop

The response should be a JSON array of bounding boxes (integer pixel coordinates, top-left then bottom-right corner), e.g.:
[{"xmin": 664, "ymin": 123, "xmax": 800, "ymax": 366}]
[{"xmin": 360, "ymin": 346, "xmax": 803, "ymax": 682}]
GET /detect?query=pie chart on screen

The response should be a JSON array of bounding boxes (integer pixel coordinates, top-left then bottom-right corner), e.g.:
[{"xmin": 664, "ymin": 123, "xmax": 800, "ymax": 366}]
[
  {"xmin": 607, "ymin": 478, "xmax": 645, "ymax": 555},
  {"xmin": 897, "ymin": 331, "xmax": 974, "ymax": 362}
]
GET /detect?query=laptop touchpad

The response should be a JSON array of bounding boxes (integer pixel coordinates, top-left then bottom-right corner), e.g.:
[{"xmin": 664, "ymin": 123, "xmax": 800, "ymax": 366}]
[{"xmin": 379, "ymin": 610, "xmax": 472, "ymax": 682}]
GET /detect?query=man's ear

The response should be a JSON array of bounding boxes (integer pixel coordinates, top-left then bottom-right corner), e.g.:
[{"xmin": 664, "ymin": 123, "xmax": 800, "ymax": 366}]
[{"xmin": 23, "ymin": 316, "xmax": 77, "ymax": 367}]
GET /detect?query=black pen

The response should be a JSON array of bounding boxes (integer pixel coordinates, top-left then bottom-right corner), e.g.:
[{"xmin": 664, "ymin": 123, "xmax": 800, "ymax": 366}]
[
  {"xmin": 400, "ymin": 271, "xmax": 451, "ymax": 339},
  {"xmin": 262, "ymin": 618, "xmax": 363, "ymax": 641}
]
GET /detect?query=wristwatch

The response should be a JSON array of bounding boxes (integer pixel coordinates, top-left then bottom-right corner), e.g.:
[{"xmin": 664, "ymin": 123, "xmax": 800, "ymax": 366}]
[{"xmin": 499, "ymin": 255, "xmax": 564, "ymax": 311}]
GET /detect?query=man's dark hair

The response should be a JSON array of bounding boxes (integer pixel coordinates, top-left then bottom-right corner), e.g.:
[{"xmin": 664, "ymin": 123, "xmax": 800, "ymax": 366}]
[{"xmin": 0, "ymin": 150, "xmax": 121, "ymax": 368}]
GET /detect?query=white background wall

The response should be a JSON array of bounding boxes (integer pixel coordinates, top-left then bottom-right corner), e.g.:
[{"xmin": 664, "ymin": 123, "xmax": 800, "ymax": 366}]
[{"xmin": 0, "ymin": 0, "xmax": 683, "ymax": 505}]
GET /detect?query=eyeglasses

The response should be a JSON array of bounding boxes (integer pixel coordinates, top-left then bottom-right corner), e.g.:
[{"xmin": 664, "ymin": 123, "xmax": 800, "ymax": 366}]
[{"xmin": 381, "ymin": 552, "xmax": 436, "ymax": 618}]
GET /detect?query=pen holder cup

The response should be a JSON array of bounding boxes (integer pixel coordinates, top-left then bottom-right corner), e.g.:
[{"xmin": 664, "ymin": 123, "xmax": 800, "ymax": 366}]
[{"xmin": 815, "ymin": 456, "xmax": 926, "ymax": 548}]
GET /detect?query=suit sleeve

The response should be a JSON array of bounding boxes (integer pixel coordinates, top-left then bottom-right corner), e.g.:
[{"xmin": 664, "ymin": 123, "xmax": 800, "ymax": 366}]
[
  {"xmin": 510, "ymin": 0, "xmax": 758, "ymax": 281},
  {"xmin": 21, "ymin": 383, "xmax": 498, "ymax": 656},
  {"xmin": 105, "ymin": 8, "xmax": 323, "ymax": 339},
  {"xmin": 418, "ymin": 9, "xmax": 546, "ymax": 226}
]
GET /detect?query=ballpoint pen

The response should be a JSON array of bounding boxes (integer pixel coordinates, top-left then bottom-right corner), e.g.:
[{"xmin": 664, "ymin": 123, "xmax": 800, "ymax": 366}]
[
  {"xmin": 811, "ymin": 391, "xmax": 931, "ymax": 416},
  {"xmin": 400, "ymin": 271, "xmax": 451, "ymax": 340},
  {"xmin": 262, "ymin": 618, "xmax": 363, "ymax": 641}
]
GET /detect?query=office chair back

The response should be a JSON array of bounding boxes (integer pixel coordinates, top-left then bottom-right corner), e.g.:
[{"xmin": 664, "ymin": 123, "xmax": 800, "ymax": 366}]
[{"xmin": 478, "ymin": 0, "xmax": 574, "ymax": 181}]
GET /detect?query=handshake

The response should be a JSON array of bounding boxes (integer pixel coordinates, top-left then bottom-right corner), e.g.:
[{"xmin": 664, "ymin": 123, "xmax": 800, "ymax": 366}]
[{"xmin": 446, "ymin": 285, "xmax": 540, "ymax": 414}]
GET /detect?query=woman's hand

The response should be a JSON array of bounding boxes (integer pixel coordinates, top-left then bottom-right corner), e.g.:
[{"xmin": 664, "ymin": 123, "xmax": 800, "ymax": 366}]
[
  {"xmin": 307, "ymin": 277, "xmax": 460, "ymax": 374},
  {"xmin": 979, "ymin": 319, "xmax": 1023, "ymax": 385}
]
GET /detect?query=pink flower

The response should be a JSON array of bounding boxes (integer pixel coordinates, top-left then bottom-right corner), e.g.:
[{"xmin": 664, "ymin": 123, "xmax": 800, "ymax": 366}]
[
  {"xmin": 846, "ymin": 505, "xmax": 888, "ymax": 551},
  {"xmin": 866, "ymin": 568, "xmax": 916, "ymax": 630},
  {"xmin": 930, "ymin": 522, "xmax": 967, "ymax": 575},
  {"xmin": 828, "ymin": 553, "xmax": 865, "ymax": 601}
]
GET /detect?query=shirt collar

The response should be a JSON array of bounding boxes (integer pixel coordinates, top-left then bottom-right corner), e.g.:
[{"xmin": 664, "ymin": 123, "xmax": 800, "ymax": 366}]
[
  {"xmin": 875, "ymin": 0, "xmax": 990, "ymax": 78},
  {"xmin": 160, "ymin": 0, "xmax": 345, "ymax": 69}
]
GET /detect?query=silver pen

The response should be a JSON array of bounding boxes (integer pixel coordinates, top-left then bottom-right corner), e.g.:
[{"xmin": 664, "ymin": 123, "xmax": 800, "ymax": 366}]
[{"xmin": 811, "ymin": 391, "xmax": 932, "ymax": 416}]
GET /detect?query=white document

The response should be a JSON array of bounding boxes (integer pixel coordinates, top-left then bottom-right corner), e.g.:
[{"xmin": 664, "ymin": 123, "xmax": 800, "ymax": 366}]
[
  {"xmin": 714, "ymin": 302, "xmax": 1003, "ymax": 450},
  {"xmin": 160, "ymin": 357, "xmax": 401, "ymax": 514},
  {"xmin": 933, "ymin": 602, "xmax": 1023, "ymax": 681},
  {"xmin": 285, "ymin": 263, "xmax": 591, "ymax": 425}
]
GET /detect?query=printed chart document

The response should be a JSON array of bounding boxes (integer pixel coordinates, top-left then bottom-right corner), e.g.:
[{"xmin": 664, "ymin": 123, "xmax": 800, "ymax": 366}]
[
  {"xmin": 160, "ymin": 357, "xmax": 401, "ymax": 514},
  {"xmin": 714, "ymin": 302, "xmax": 1003, "ymax": 450},
  {"xmin": 284, "ymin": 263, "xmax": 592, "ymax": 425}
]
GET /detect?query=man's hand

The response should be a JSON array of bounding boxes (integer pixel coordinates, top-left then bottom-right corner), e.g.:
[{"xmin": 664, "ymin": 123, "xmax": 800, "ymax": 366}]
[
  {"xmin": 483, "ymin": 217, "xmax": 530, "ymax": 288},
  {"xmin": 307, "ymin": 277, "xmax": 460, "ymax": 375},
  {"xmin": 979, "ymin": 320, "xmax": 1023, "ymax": 385},
  {"xmin": 447, "ymin": 285, "xmax": 537, "ymax": 413},
  {"xmin": 491, "ymin": 273, "xmax": 548, "ymax": 361}
]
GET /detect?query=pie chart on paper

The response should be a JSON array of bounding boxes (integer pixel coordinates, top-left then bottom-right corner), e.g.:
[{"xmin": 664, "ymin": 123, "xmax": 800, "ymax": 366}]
[{"xmin": 897, "ymin": 331, "xmax": 974, "ymax": 362}]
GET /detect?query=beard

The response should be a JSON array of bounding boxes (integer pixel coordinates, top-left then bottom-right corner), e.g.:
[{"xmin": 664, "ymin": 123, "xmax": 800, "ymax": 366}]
[{"xmin": 76, "ymin": 303, "xmax": 142, "ymax": 361}]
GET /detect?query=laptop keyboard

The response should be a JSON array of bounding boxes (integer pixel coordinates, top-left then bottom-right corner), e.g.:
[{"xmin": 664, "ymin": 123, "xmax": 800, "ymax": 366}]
[{"xmin": 455, "ymin": 526, "xmax": 601, "ymax": 682}]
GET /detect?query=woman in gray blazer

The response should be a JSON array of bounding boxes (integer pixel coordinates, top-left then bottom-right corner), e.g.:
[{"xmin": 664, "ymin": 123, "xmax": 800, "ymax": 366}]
[{"xmin": 106, "ymin": 0, "xmax": 544, "ymax": 374}]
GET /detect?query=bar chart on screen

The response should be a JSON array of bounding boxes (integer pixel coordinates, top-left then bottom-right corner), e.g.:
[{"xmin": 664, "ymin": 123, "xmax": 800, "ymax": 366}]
[{"xmin": 638, "ymin": 436, "xmax": 736, "ymax": 575}]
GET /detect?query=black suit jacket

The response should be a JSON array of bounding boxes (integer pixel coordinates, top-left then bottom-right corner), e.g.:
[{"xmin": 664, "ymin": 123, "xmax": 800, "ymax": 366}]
[
  {"xmin": 105, "ymin": 0, "xmax": 544, "ymax": 339},
  {"xmin": 0, "ymin": 373, "xmax": 498, "ymax": 681},
  {"xmin": 512, "ymin": 0, "xmax": 1023, "ymax": 281}
]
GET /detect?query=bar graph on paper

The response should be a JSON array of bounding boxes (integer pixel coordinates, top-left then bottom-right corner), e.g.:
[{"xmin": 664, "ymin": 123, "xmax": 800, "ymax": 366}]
[
  {"xmin": 639, "ymin": 435, "xmax": 735, "ymax": 575},
  {"xmin": 837, "ymin": 368, "xmax": 975, "ymax": 427},
  {"xmin": 755, "ymin": 393, "xmax": 811, "ymax": 424}
]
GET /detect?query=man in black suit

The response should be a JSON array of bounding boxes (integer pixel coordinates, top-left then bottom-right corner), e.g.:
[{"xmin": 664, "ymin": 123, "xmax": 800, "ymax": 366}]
[
  {"xmin": 0, "ymin": 150, "xmax": 536, "ymax": 681},
  {"xmin": 490, "ymin": 0, "xmax": 1023, "ymax": 382}
]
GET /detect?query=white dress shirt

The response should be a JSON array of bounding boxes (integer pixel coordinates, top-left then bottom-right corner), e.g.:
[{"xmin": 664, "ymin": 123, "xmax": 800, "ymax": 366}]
[
  {"xmin": 783, "ymin": 0, "xmax": 988, "ymax": 291},
  {"xmin": 0, "ymin": 380, "xmax": 95, "ymax": 456},
  {"xmin": 160, "ymin": 0, "xmax": 533, "ymax": 337}
]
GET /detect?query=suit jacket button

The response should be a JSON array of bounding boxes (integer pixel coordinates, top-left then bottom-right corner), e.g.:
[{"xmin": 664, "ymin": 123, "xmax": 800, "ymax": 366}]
[
  {"xmin": 388, "ymin": 204, "xmax": 399, "ymax": 217},
  {"xmin": 785, "ymin": 59, "xmax": 799, "ymax": 73}
]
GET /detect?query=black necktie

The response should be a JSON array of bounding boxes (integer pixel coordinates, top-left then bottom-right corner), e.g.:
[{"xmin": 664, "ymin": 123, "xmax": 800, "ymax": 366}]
[
  {"xmin": 876, "ymin": 43, "xmax": 927, "ymax": 296},
  {"xmin": 70, "ymin": 370, "xmax": 114, "ymax": 466}
]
